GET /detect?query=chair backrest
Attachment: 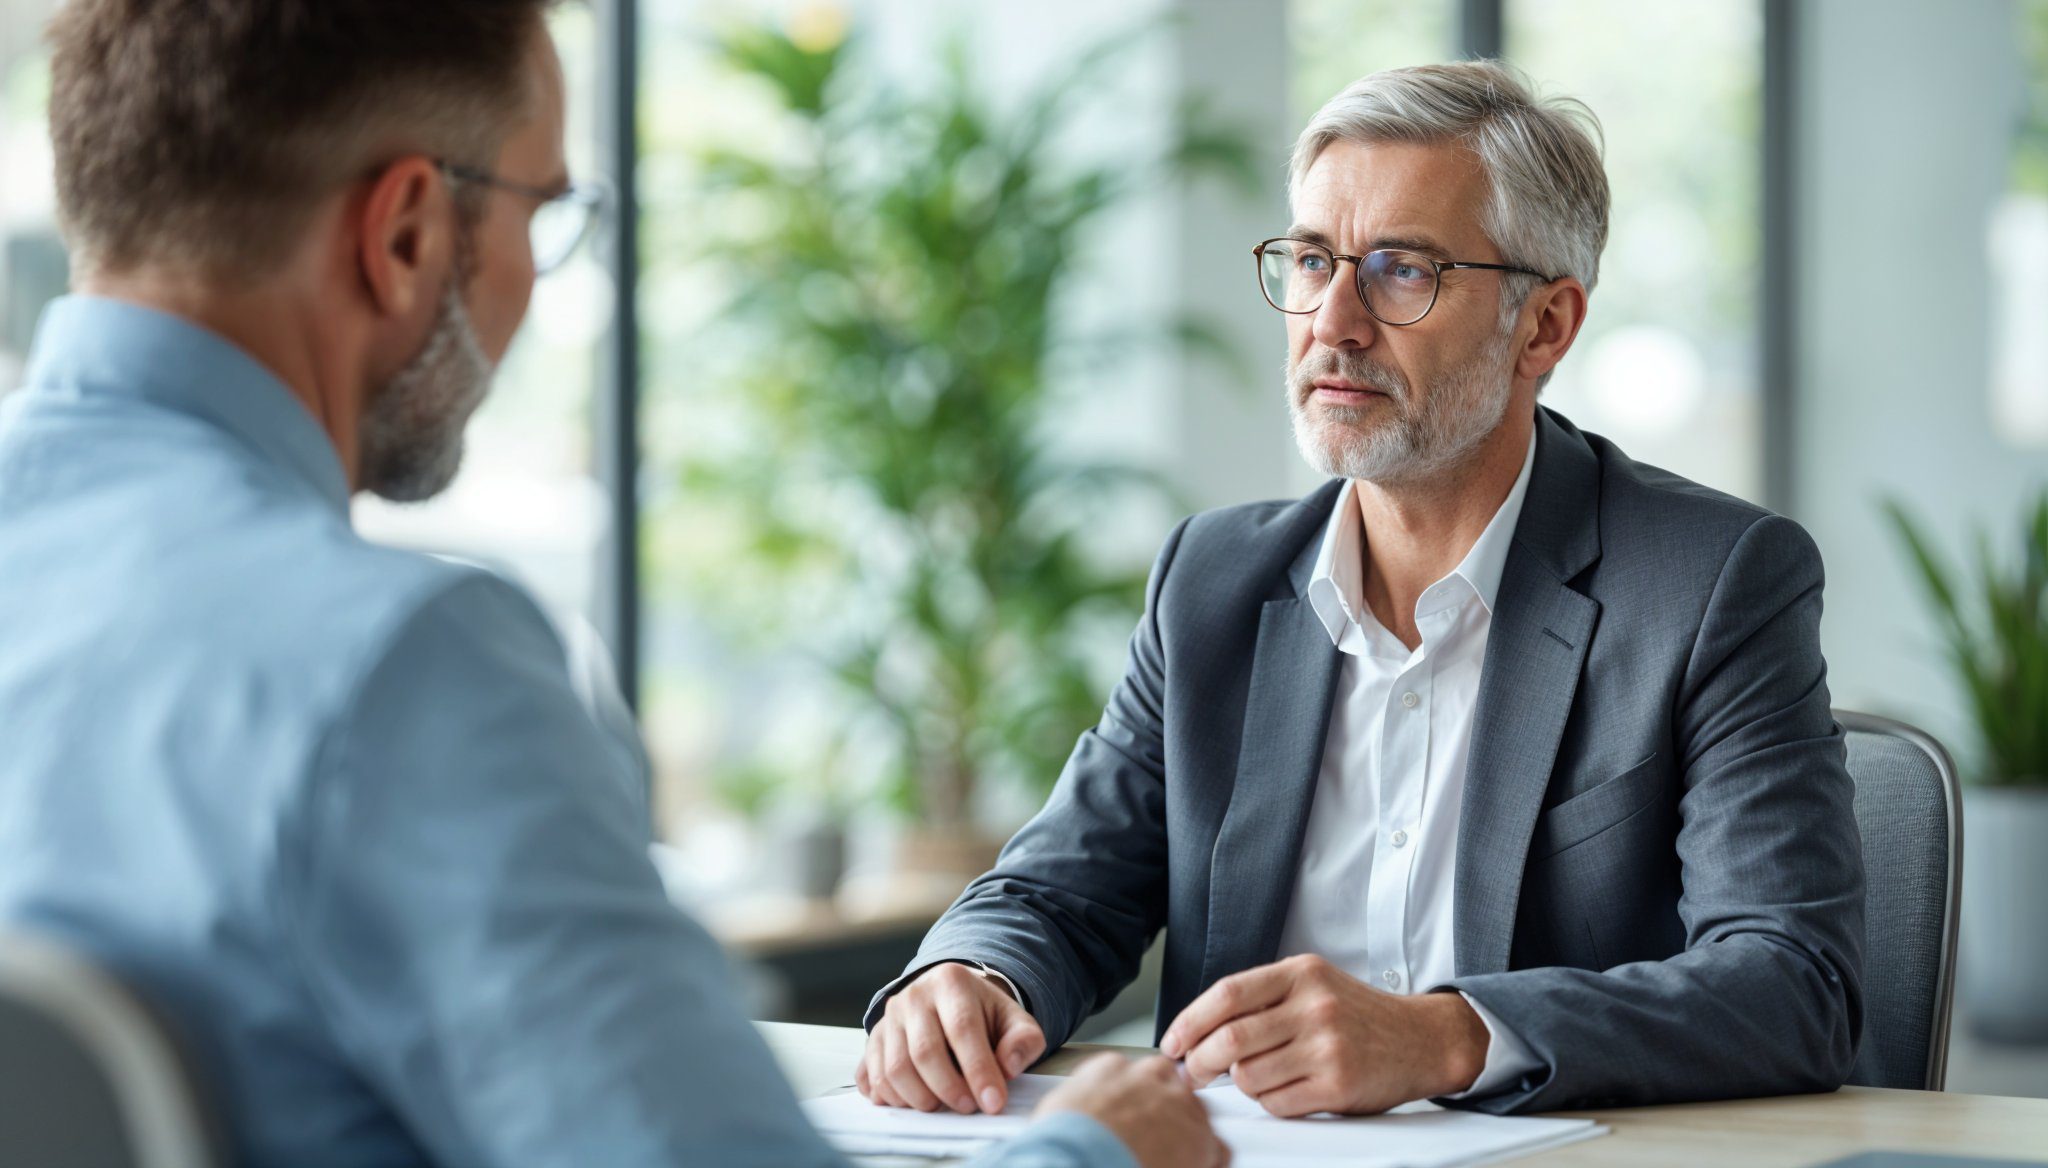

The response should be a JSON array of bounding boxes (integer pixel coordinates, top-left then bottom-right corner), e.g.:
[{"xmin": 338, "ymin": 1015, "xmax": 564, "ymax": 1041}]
[
  {"xmin": 1837, "ymin": 710, "xmax": 1963, "ymax": 1091},
  {"xmin": 0, "ymin": 932, "xmax": 221, "ymax": 1168}
]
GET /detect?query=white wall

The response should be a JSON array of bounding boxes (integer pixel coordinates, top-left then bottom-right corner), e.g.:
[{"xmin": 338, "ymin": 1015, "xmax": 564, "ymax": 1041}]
[{"xmin": 1792, "ymin": 0, "xmax": 2045, "ymax": 760}]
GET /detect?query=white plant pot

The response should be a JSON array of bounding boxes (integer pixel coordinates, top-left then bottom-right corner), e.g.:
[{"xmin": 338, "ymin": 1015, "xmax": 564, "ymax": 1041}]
[{"xmin": 1960, "ymin": 784, "xmax": 2048, "ymax": 1043}]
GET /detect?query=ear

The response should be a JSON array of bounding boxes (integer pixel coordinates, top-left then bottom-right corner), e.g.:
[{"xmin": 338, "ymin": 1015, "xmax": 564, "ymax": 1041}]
[
  {"xmin": 1512, "ymin": 277, "xmax": 1590, "ymax": 385},
  {"xmin": 354, "ymin": 156, "xmax": 458, "ymax": 322}
]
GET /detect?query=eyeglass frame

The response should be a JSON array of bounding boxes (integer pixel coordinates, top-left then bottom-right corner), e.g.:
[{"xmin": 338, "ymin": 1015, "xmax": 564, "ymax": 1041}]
[
  {"xmin": 1251, "ymin": 236, "xmax": 1557, "ymax": 326},
  {"xmin": 435, "ymin": 161, "xmax": 610, "ymax": 276}
]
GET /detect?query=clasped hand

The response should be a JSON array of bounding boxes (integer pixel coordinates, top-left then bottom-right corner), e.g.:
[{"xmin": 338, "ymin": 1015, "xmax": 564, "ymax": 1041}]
[{"xmin": 1161, "ymin": 953, "xmax": 1491, "ymax": 1116}]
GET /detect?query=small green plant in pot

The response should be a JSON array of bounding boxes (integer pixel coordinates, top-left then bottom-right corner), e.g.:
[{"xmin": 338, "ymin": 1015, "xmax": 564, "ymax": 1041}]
[
  {"xmin": 657, "ymin": 19, "xmax": 1254, "ymax": 877},
  {"xmin": 1886, "ymin": 492, "xmax": 2048, "ymax": 1042}
]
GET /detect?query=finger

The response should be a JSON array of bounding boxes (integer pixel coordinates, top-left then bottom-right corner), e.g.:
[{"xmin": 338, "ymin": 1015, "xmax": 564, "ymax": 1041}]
[
  {"xmin": 903, "ymin": 1011, "xmax": 976, "ymax": 1113},
  {"xmin": 1069, "ymin": 1051, "xmax": 1127, "ymax": 1086},
  {"xmin": 874, "ymin": 1071, "xmax": 907, "ymax": 1110},
  {"xmin": 1182, "ymin": 1009, "xmax": 1292, "ymax": 1088},
  {"xmin": 880, "ymin": 1023, "xmax": 945, "ymax": 1112},
  {"xmin": 1230, "ymin": 1041, "xmax": 1313, "ymax": 1098},
  {"xmin": 865, "ymin": 1030, "xmax": 900, "ymax": 1106},
  {"xmin": 1137, "ymin": 1055, "xmax": 1199, "ymax": 1098},
  {"xmin": 854, "ymin": 1054, "xmax": 870, "ymax": 1098},
  {"xmin": 1162, "ymin": 964, "xmax": 1295, "ymax": 1058},
  {"xmin": 1252, "ymin": 1075, "xmax": 1330, "ymax": 1119},
  {"xmin": 939, "ymin": 999, "xmax": 1009, "ymax": 1113},
  {"xmin": 992, "ymin": 1006, "xmax": 1047, "ymax": 1079},
  {"xmin": 863, "ymin": 1034, "xmax": 896, "ymax": 1105}
]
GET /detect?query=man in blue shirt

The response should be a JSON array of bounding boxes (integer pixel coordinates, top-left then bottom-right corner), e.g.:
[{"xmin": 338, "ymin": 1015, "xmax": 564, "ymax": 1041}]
[{"xmin": 0, "ymin": 3, "xmax": 1226, "ymax": 1166}]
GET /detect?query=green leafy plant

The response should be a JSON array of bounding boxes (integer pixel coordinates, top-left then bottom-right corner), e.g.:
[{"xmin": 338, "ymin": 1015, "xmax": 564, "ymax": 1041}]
[
  {"xmin": 1884, "ymin": 493, "xmax": 2048, "ymax": 785},
  {"xmin": 663, "ymin": 19, "xmax": 1254, "ymax": 828},
  {"xmin": 2011, "ymin": 0, "xmax": 2048, "ymax": 197}
]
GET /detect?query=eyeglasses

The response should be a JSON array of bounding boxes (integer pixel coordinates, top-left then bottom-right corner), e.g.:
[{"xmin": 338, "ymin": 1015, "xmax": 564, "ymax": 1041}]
[
  {"xmin": 1252, "ymin": 237, "xmax": 1554, "ymax": 326},
  {"xmin": 437, "ymin": 162, "xmax": 610, "ymax": 276}
]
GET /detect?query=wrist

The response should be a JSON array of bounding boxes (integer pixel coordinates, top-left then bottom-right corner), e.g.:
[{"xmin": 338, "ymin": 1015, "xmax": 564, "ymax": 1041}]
[
  {"xmin": 1423, "ymin": 990, "xmax": 1490, "ymax": 1097},
  {"xmin": 964, "ymin": 961, "xmax": 1025, "ymax": 1006}
]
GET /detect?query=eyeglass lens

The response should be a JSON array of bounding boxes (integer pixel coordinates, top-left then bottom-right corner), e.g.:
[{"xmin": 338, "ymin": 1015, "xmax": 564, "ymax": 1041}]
[
  {"xmin": 531, "ymin": 194, "xmax": 598, "ymax": 275},
  {"xmin": 1257, "ymin": 240, "xmax": 1440, "ymax": 325}
]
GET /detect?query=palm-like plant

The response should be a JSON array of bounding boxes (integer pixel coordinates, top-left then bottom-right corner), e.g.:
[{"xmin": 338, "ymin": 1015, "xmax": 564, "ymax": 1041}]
[
  {"xmin": 661, "ymin": 20, "xmax": 1253, "ymax": 827},
  {"xmin": 1884, "ymin": 493, "xmax": 2048, "ymax": 785}
]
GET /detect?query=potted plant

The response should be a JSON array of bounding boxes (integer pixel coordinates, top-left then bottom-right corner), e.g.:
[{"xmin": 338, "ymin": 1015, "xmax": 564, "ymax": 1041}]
[
  {"xmin": 713, "ymin": 761, "xmax": 848, "ymax": 903},
  {"xmin": 1886, "ymin": 493, "xmax": 2048, "ymax": 1041},
  {"xmin": 651, "ymin": 18, "xmax": 1253, "ymax": 880}
]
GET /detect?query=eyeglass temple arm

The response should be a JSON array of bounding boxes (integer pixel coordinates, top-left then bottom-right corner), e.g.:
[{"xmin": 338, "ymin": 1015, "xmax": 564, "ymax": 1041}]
[{"xmin": 1439, "ymin": 260, "xmax": 1558, "ymax": 281}]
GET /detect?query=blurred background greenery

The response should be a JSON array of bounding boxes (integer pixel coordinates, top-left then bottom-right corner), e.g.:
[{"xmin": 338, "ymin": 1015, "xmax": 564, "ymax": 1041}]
[{"xmin": 650, "ymin": 20, "xmax": 1253, "ymax": 839}]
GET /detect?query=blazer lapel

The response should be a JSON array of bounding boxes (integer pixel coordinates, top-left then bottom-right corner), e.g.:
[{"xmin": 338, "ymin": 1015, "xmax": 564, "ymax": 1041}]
[
  {"xmin": 1199, "ymin": 528, "xmax": 1343, "ymax": 989},
  {"xmin": 1454, "ymin": 408, "xmax": 1604, "ymax": 976}
]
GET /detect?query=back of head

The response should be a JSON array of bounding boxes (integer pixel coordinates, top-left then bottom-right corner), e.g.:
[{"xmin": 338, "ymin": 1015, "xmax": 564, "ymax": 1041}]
[
  {"xmin": 1291, "ymin": 60, "xmax": 1610, "ymax": 301},
  {"xmin": 47, "ymin": 0, "xmax": 556, "ymax": 285}
]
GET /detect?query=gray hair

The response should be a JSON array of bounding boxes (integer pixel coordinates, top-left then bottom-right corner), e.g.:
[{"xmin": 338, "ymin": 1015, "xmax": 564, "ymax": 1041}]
[{"xmin": 1290, "ymin": 59, "xmax": 1610, "ymax": 345}]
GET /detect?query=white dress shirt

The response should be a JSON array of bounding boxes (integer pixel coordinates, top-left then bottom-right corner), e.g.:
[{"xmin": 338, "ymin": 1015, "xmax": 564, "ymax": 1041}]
[{"xmin": 1275, "ymin": 432, "xmax": 1543, "ymax": 1098}]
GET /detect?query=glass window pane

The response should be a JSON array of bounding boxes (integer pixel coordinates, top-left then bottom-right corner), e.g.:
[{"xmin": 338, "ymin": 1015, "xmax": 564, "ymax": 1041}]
[
  {"xmin": 1291, "ymin": 0, "xmax": 1458, "ymax": 119},
  {"xmin": 1507, "ymin": 0, "xmax": 1763, "ymax": 501},
  {"xmin": 1, "ymin": 1, "xmax": 61, "ymax": 393}
]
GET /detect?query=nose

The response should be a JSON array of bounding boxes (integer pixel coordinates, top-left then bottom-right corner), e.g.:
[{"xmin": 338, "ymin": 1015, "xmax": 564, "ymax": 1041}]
[{"xmin": 1309, "ymin": 255, "xmax": 1379, "ymax": 352}]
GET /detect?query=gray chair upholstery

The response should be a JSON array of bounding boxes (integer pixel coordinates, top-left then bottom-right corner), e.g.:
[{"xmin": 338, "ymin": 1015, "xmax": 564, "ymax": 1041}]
[
  {"xmin": 1838, "ymin": 710, "xmax": 1963, "ymax": 1091},
  {"xmin": 0, "ymin": 932, "xmax": 220, "ymax": 1168}
]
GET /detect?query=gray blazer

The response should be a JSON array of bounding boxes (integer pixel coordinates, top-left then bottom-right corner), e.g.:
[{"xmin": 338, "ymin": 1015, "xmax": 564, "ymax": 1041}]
[{"xmin": 872, "ymin": 407, "xmax": 1865, "ymax": 1114}]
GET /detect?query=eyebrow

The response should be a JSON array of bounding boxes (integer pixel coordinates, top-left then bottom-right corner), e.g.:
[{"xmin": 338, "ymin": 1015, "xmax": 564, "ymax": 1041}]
[{"xmin": 1282, "ymin": 225, "xmax": 1454, "ymax": 259}]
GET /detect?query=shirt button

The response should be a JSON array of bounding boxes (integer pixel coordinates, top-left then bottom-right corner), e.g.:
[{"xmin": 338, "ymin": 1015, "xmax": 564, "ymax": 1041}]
[
  {"xmin": 1382, "ymin": 969, "xmax": 1402, "ymax": 988},
  {"xmin": 1401, "ymin": 691, "xmax": 1419, "ymax": 708},
  {"xmin": 1391, "ymin": 829, "xmax": 1409, "ymax": 848}
]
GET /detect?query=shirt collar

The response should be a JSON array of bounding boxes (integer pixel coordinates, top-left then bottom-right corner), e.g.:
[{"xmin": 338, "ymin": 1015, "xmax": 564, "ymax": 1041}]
[
  {"xmin": 1306, "ymin": 428, "xmax": 1539, "ymax": 648},
  {"xmin": 21, "ymin": 295, "xmax": 351, "ymax": 514}
]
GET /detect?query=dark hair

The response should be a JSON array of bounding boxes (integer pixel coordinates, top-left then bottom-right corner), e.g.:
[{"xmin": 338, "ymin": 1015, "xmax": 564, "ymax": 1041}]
[{"xmin": 47, "ymin": 0, "xmax": 558, "ymax": 280}]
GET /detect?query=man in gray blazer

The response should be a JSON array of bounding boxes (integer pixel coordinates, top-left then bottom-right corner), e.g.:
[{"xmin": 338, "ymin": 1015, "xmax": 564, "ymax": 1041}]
[{"xmin": 857, "ymin": 60, "xmax": 1863, "ymax": 1120}]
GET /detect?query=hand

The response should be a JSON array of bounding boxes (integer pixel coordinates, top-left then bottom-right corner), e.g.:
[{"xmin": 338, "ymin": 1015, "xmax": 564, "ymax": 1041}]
[
  {"xmin": 856, "ymin": 961, "xmax": 1046, "ymax": 1114},
  {"xmin": 1037, "ymin": 1053, "xmax": 1230, "ymax": 1168},
  {"xmin": 1159, "ymin": 953, "xmax": 1490, "ymax": 1117}
]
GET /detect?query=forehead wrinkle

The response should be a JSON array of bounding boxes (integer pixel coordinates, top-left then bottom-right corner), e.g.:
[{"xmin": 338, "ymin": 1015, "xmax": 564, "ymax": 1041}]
[{"xmin": 1290, "ymin": 139, "xmax": 1494, "ymax": 260}]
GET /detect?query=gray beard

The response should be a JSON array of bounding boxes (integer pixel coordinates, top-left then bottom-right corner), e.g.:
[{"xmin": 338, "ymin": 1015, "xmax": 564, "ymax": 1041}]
[
  {"xmin": 358, "ymin": 277, "xmax": 493, "ymax": 504},
  {"xmin": 1286, "ymin": 329, "xmax": 1514, "ymax": 487}
]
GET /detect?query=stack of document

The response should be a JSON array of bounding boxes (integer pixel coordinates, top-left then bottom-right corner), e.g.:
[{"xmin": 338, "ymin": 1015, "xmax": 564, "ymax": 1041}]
[{"xmin": 802, "ymin": 1073, "xmax": 1607, "ymax": 1166}]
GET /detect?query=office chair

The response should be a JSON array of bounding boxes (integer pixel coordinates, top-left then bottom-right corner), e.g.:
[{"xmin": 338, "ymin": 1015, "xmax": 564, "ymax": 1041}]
[
  {"xmin": 0, "ymin": 931, "xmax": 222, "ymax": 1168},
  {"xmin": 1837, "ymin": 710, "xmax": 1963, "ymax": 1091}
]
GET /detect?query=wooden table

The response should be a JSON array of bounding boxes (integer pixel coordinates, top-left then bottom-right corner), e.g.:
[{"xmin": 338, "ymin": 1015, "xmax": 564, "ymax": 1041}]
[
  {"xmin": 759, "ymin": 1022, "xmax": 2048, "ymax": 1166},
  {"xmin": 698, "ymin": 882, "xmax": 956, "ymax": 1025}
]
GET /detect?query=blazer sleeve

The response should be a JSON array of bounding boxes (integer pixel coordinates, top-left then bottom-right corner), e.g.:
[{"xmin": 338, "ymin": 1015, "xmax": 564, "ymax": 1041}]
[
  {"xmin": 1443, "ymin": 513, "xmax": 1866, "ymax": 1113},
  {"xmin": 865, "ymin": 518, "xmax": 1193, "ymax": 1050}
]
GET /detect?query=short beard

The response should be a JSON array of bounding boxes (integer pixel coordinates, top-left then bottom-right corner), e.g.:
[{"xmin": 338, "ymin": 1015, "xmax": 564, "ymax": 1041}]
[
  {"xmin": 1286, "ymin": 327, "xmax": 1514, "ymax": 487},
  {"xmin": 358, "ymin": 273, "xmax": 494, "ymax": 503}
]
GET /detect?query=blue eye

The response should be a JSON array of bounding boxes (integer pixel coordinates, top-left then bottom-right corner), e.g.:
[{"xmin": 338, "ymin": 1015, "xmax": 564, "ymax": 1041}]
[
  {"xmin": 1390, "ymin": 263, "xmax": 1428, "ymax": 282},
  {"xmin": 1299, "ymin": 254, "xmax": 1329, "ymax": 273}
]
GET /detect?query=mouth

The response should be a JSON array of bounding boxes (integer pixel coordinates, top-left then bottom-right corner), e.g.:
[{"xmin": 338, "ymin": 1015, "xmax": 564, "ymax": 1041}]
[{"xmin": 1309, "ymin": 380, "xmax": 1390, "ymax": 407}]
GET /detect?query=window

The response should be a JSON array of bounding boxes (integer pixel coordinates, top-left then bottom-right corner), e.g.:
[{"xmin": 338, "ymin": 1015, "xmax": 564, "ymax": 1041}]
[
  {"xmin": 0, "ymin": 1, "xmax": 59, "ymax": 394},
  {"xmin": 1507, "ymin": 0, "xmax": 1764, "ymax": 500},
  {"xmin": 1291, "ymin": 0, "xmax": 1457, "ymax": 117}
]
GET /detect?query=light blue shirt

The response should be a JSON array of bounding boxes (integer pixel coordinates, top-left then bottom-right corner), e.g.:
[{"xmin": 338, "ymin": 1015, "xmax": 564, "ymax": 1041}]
[{"xmin": 0, "ymin": 296, "xmax": 1133, "ymax": 1168}]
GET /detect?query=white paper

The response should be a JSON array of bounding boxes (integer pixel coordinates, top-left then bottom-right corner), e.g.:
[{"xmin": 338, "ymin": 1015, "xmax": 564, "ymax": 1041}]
[{"xmin": 803, "ymin": 1074, "xmax": 1607, "ymax": 1168}]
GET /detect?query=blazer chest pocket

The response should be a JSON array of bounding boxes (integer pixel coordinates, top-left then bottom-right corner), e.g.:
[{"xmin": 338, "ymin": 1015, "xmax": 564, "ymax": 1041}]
[{"xmin": 1529, "ymin": 752, "xmax": 1664, "ymax": 863}]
